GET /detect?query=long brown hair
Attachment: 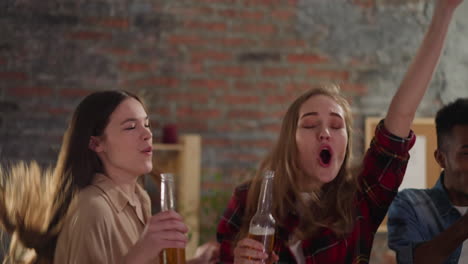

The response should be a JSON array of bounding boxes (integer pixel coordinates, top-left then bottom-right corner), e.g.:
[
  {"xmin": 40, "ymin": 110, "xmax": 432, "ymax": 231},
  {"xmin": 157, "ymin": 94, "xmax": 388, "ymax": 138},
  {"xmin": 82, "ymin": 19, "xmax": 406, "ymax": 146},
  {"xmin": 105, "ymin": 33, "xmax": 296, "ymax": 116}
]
[
  {"xmin": 238, "ymin": 84, "xmax": 358, "ymax": 241},
  {"xmin": 0, "ymin": 90, "xmax": 144, "ymax": 263}
]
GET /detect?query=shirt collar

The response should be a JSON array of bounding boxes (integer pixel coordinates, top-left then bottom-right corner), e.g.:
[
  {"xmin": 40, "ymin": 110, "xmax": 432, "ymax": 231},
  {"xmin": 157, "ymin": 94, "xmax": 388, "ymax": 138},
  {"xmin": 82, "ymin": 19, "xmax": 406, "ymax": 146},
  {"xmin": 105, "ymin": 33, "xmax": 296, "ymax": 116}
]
[
  {"xmin": 91, "ymin": 173, "xmax": 147, "ymax": 213},
  {"xmin": 432, "ymin": 171, "xmax": 457, "ymax": 217}
]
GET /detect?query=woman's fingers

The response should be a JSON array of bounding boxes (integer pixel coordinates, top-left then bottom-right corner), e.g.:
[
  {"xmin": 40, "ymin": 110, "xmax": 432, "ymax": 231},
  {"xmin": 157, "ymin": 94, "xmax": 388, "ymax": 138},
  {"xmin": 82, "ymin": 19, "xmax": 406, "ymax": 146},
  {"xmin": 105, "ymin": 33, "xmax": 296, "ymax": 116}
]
[
  {"xmin": 237, "ymin": 238, "xmax": 265, "ymax": 251},
  {"xmin": 272, "ymin": 251, "xmax": 279, "ymax": 262},
  {"xmin": 150, "ymin": 210, "xmax": 184, "ymax": 222},
  {"xmin": 149, "ymin": 230, "xmax": 187, "ymax": 242},
  {"xmin": 234, "ymin": 238, "xmax": 268, "ymax": 263},
  {"xmin": 148, "ymin": 218, "xmax": 188, "ymax": 233}
]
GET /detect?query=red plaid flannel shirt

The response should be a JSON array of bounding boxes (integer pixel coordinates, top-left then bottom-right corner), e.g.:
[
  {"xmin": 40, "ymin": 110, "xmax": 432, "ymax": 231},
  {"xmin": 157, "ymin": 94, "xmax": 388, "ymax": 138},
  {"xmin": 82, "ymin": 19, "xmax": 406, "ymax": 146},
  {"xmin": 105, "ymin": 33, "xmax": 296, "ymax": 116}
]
[{"xmin": 217, "ymin": 120, "xmax": 415, "ymax": 263}]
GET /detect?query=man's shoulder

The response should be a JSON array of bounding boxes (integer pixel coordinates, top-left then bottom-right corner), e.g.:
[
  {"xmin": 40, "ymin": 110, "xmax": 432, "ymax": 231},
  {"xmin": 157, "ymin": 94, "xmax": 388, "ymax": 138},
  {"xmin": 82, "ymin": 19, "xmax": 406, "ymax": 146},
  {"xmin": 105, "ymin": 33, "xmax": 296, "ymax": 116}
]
[
  {"xmin": 397, "ymin": 188, "xmax": 431, "ymax": 198},
  {"xmin": 393, "ymin": 188, "xmax": 437, "ymax": 206}
]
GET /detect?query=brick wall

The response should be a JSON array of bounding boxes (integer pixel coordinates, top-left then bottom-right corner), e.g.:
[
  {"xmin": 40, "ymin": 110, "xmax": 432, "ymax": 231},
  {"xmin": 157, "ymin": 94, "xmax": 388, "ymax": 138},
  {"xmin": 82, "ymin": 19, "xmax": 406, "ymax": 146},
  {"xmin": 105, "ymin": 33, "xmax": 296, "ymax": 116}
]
[{"xmin": 1, "ymin": 0, "xmax": 468, "ymax": 262}]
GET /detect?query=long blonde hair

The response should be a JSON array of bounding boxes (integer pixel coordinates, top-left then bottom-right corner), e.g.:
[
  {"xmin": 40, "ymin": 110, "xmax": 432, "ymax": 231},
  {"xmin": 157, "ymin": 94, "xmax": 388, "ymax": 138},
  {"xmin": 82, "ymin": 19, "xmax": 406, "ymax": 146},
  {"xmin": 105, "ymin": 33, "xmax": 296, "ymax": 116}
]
[
  {"xmin": 239, "ymin": 84, "xmax": 358, "ymax": 241},
  {"xmin": 0, "ymin": 162, "xmax": 71, "ymax": 264},
  {"xmin": 0, "ymin": 90, "xmax": 145, "ymax": 263}
]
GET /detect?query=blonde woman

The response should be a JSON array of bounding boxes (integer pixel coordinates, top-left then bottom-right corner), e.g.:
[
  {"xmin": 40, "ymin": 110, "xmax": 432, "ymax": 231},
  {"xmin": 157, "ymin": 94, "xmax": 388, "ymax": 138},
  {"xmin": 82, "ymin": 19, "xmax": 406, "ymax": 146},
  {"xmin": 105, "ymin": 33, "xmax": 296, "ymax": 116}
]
[{"xmin": 217, "ymin": 0, "xmax": 464, "ymax": 263}]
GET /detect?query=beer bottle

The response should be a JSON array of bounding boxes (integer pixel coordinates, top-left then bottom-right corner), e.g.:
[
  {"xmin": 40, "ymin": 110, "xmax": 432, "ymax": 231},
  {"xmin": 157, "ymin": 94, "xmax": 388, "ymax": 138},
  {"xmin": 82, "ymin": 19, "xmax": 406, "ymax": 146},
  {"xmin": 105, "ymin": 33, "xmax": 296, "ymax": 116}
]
[
  {"xmin": 159, "ymin": 173, "xmax": 186, "ymax": 264},
  {"xmin": 247, "ymin": 170, "xmax": 276, "ymax": 264}
]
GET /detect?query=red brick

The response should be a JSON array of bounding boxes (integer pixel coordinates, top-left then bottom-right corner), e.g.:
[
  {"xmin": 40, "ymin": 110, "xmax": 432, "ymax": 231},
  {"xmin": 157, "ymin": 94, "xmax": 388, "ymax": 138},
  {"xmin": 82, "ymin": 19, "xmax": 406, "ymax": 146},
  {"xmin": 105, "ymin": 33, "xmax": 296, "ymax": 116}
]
[
  {"xmin": 263, "ymin": 39, "xmax": 307, "ymax": 48},
  {"xmin": 239, "ymin": 139, "xmax": 274, "ymax": 148},
  {"xmin": 130, "ymin": 77, "xmax": 179, "ymax": 88},
  {"xmin": 166, "ymin": 7, "xmax": 215, "ymax": 16},
  {"xmin": 150, "ymin": 106, "xmax": 171, "ymax": 117},
  {"xmin": 177, "ymin": 120, "xmax": 209, "ymax": 132},
  {"xmin": 212, "ymin": 66, "xmax": 247, "ymax": 77},
  {"xmin": 223, "ymin": 95, "xmax": 260, "ymax": 104},
  {"xmin": 282, "ymin": 39, "xmax": 306, "ymax": 48},
  {"xmin": 8, "ymin": 86, "xmax": 53, "ymax": 97},
  {"xmin": 224, "ymin": 153, "xmax": 261, "ymax": 162},
  {"xmin": 227, "ymin": 110, "xmax": 264, "ymax": 119},
  {"xmin": 191, "ymin": 51, "xmax": 232, "ymax": 62},
  {"xmin": 266, "ymin": 95, "xmax": 293, "ymax": 104},
  {"xmin": 340, "ymin": 83, "xmax": 368, "ymax": 94},
  {"xmin": 215, "ymin": 123, "xmax": 237, "ymax": 133},
  {"xmin": 234, "ymin": 81, "xmax": 278, "ymax": 91},
  {"xmin": 285, "ymin": 83, "xmax": 316, "ymax": 93},
  {"xmin": 186, "ymin": 21, "xmax": 227, "ymax": 32},
  {"xmin": 149, "ymin": 119, "xmax": 160, "ymax": 130},
  {"xmin": 181, "ymin": 62, "xmax": 203, "ymax": 74},
  {"xmin": 177, "ymin": 108, "xmax": 221, "ymax": 119},
  {"xmin": 218, "ymin": 9, "xmax": 264, "ymax": 20},
  {"xmin": 168, "ymin": 35, "xmax": 206, "ymax": 46},
  {"xmin": 46, "ymin": 107, "xmax": 70, "ymax": 115},
  {"xmin": 261, "ymin": 123, "xmax": 282, "ymax": 132},
  {"xmin": 271, "ymin": 10, "xmax": 294, "ymax": 20},
  {"xmin": 352, "ymin": 0, "xmax": 375, "ymax": 8},
  {"xmin": 197, "ymin": 0, "xmax": 236, "ymax": 3},
  {"xmin": 269, "ymin": 110, "xmax": 287, "ymax": 118},
  {"xmin": 287, "ymin": 54, "xmax": 329, "ymax": 64},
  {"xmin": 166, "ymin": 93, "xmax": 209, "ymax": 104},
  {"xmin": 244, "ymin": 0, "xmax": 297, "ymax": 6},
  {"xmin": 0, "ymin": 72, "xmax": 27, "ymax": 80},
  {"xmin": 119, "ymin": 62, "xmax": 150, "ymax": 73},
  {"xmin": 0, "ymin": 58, "xmax": 6, "ymax": 65},
  {"xmin": 59, "ymin": 88, "xmax": 94, "ymax": 97},
  {"xmin": 102, "ymin": 48, "xmax": 132, "ymax": 56},
  {"xmin": 68, "ymin": 31, "xmax": 111, "ymax": 40},
  {"xmin": 28, "ymin": 105, "xmax": 70, "ymax": 115},
  {"xmin": 203, "ymin": 138, "xmax": 232, "ymax": 147},
  {"xmin": 212, "ymin": 37, "xmax": 253, "ymax": 47},
  {"xmin": 262, "ymin": 67, "xmax": 300, "ymax": 77},
  {"xmin": 232, "ymin": 24, "xmax": 276, "ymax": 35},
  {"xmin": 87, "ymin": 17, "xmax": 130, "ymax": 29},
  {"xmin": 190, "ymin": 79, "xmax": 228, "ymax": 90},
  {"xmin": 308, "ymin": 68, "xmax": 350, "ymax": 81}
]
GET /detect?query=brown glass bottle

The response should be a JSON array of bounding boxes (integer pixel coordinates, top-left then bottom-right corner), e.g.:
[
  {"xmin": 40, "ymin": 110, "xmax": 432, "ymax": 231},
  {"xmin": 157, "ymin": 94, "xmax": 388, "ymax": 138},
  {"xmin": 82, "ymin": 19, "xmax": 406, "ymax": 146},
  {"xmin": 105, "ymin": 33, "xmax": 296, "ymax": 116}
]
[
  {"xmin": 247, "ymin": 170, "xmax": 276, "ymax": 264},
  {"xmin": 158, "ymin": 173, "xmax": 186, "ymax": 264}
]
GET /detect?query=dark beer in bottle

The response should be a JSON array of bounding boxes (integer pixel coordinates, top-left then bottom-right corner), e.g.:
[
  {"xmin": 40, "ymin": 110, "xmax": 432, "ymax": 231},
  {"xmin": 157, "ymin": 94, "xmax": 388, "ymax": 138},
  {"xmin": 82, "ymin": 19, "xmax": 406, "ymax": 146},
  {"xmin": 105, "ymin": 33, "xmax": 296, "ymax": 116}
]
[
  {"xmin": 159, "ymin": 173, "xmax": 186, "ymax": 264},
  {"xmin": 247, "ymin": 170, "xmax": 276, "ymax": 264}
]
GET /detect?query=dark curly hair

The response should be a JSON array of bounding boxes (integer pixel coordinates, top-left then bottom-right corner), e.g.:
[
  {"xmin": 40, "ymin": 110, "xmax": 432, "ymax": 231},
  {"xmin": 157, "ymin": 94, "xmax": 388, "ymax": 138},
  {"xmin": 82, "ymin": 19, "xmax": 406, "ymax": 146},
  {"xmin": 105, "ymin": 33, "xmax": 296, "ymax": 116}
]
[{"xmin": 435, "ymin": 98, "xmax": 468, "ymax": 150}]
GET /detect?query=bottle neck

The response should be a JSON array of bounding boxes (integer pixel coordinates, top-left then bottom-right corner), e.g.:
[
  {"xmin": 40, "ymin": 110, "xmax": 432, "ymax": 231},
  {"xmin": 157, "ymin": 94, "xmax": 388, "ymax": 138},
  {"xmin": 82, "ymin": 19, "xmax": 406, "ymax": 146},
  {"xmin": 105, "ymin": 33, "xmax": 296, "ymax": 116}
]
[
  {"xmin": 256, "ymin": 176, "xmax": 273, "ymax": 214},
  {"xmin": 160, "ymin": 173, "xmax": 175, "ymax": 211}
]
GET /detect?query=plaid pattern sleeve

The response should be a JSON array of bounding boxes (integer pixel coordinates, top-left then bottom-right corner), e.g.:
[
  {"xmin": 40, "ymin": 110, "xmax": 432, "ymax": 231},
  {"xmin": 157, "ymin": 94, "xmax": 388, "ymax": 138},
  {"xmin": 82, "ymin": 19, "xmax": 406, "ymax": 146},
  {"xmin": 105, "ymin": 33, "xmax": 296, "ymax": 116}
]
[
  {"xmin": 216, "ymin": 119, "xmax": 415, "ymax": 264},
  {"xmin": 358, "ymin": 119, "xmax": 416, "ymax": 231},
  {"xmin": 216, "ymin": 183, "xmax": 250, "ymax": 263}
]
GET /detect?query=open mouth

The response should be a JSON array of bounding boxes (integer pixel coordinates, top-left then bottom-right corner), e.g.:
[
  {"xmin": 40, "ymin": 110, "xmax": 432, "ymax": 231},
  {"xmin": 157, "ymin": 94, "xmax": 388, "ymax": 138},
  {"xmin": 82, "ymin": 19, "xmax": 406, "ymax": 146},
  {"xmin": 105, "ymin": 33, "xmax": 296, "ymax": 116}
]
[{"xmin": 319, "ymin": 148, "xmax": 332, "ymax": 167}]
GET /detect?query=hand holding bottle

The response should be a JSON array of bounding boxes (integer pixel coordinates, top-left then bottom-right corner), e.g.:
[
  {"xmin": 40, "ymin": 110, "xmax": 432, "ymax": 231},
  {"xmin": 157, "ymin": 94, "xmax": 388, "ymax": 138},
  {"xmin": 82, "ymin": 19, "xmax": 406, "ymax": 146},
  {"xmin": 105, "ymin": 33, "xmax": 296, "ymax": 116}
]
[
  {"xmin": 233, "ymin": 238, "xmax": 279, "ymax": 264},
  {"xmin": 124, "ymin": 210, "xmax": 188, "ymax": 264}
]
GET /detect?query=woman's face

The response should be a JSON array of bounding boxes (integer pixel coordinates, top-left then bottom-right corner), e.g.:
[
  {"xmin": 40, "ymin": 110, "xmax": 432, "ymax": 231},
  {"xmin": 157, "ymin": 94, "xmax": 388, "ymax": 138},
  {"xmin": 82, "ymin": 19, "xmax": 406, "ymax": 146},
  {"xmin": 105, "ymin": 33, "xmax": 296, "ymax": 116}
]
[
  {"xmin": 295, "ymin": 95, "xmax": 348, "ymax": 191},
  {"xmin": 92, "ymin": 97, "xmax": 153, "ymax": 180}
]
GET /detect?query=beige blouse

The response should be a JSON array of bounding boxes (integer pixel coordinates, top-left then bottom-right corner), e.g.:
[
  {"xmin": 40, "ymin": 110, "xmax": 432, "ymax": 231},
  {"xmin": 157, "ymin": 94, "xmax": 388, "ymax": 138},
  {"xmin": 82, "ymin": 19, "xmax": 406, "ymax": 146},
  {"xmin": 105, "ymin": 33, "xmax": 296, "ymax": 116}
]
[{"xmin": 54, "ymin": 173, "xmax": 151, "ymax": 264}]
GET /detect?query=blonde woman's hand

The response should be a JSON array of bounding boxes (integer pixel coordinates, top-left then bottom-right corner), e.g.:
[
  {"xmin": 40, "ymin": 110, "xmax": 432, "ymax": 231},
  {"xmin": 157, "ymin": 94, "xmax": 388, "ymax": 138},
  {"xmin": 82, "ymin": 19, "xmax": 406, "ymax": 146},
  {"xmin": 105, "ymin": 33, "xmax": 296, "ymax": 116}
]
[
  {"xmin": 233, "ymin": 238, "xmax": 279, "ymax": 264},
  {"xmin": 124, "ymin": 210, "xmax": 188, "ymax": 264}
]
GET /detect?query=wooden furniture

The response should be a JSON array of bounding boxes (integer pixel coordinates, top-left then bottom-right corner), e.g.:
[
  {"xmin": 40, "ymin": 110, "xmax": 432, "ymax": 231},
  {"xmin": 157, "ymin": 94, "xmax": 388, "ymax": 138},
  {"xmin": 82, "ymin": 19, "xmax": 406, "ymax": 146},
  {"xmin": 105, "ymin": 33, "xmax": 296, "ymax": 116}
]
[{"xmin": 147, "ymin": 134, "xmax": 201, "ymax": 258}]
